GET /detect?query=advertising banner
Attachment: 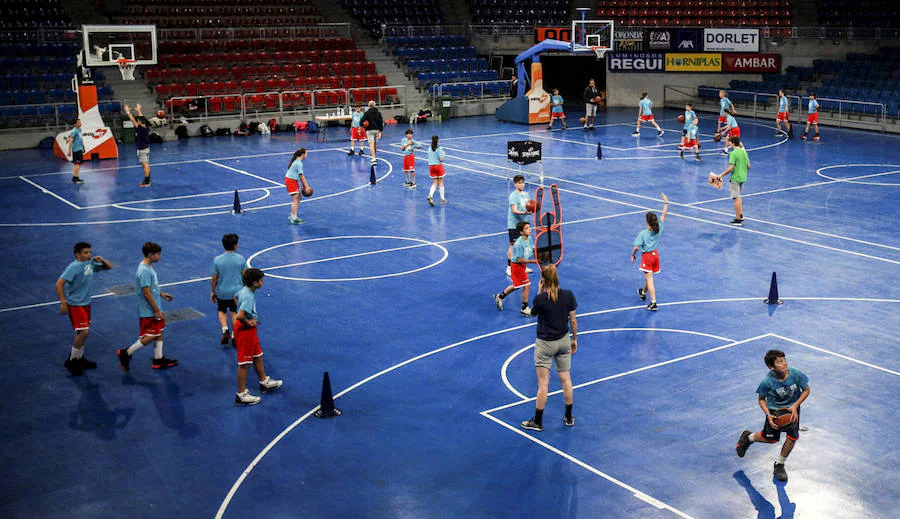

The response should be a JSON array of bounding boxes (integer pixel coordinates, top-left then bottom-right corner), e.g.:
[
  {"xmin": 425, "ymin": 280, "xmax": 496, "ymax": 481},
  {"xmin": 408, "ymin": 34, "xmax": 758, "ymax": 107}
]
[
  {"xmin": 673, "ymin": 28, "xmax": 702, "ymax": 51},
  {"xmin": 507, "ymin": 141, "xmax": 542, "ymax": 165},
  {"xmin": 533, "ymin": 26, "xmax": 571, "ymax": 45},
  {"xmin": 614, "ymin": 28, "xmax": 644, "ymax": 51},
  {"xmin": 607, "ymin": 52, "xmax": 665, "ymax": 72},
  {"xmin": 704, "ymin": 28, "xmax": 760, "ymax": 52},
  {"xmin": 645, "ymin": 28, "xmax": 673, "ymax": 50},
  {"xmin": 664, "ymin": 53, "xmax": 722, "ymax": 72},
  {"xmin": 722, "ymin": 53, "xmax": 781, "ymax": 73}
]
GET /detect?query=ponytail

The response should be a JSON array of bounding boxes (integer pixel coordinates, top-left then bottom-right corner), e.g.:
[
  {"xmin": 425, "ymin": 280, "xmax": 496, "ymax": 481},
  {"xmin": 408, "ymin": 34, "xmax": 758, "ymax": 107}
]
[
  {"xmin": 646, "ymin": 212, "xmax": 659, "ymax": 234},
  {"xmin": 288, "ymin": 148, "xmax": 306, "ymax": 168},
  {"xmin": 431, "ymin": 135, "xmax": 439, "ymax": 151}
]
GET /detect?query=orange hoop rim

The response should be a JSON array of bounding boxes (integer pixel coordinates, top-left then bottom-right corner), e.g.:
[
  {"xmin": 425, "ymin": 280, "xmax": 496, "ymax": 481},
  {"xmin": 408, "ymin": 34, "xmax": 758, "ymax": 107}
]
[{"xmin": 117, "ymin": 57, "xmax": 137, "ymax": 64}]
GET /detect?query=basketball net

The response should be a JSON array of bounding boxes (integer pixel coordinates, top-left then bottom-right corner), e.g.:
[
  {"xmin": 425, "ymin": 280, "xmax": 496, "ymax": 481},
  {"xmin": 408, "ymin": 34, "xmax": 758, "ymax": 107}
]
[
  {"xmin": 591, "ymin": 46, "xmax": 609, "ymax": 60},
  {"xmin": 117, "ymin": 58, "xmax": 137, "ymax": 80}
]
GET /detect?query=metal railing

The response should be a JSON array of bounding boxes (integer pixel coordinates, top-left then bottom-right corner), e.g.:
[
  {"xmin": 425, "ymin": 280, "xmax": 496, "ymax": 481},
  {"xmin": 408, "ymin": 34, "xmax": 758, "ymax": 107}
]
[
  {"xmin": 0, "ymin": 101, "xmax": 123, "ymax": 130},
  {"xmin": 664, "ymin": 85, "xmax": 889, "ymax": 132},
  {"xmin": 157, "ymin": 24, "xmax": 350, "ymax": 42},
  {"xmin": 165, "ymin": 85, "xmax": 407, "ymax": 120},
  {"xmin": 431, "ymin": 80, "xmax": 513, "ymax": 100}
]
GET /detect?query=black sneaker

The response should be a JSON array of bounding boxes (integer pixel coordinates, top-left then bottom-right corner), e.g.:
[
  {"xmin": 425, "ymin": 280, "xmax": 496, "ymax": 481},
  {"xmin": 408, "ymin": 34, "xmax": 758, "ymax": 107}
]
[
  {"xmin": 139, "ymin": 179, "xmax": 151, "ymax": 187},
  {"xmin": 647, "ymin": 302, "xmax": 658, "ymax": 311},
  {"xmin": 152, "ymin": 357, "xmax": 178, "ymax": 369},
  {"xmin": 357, "ymin": 149, "xmax": 364, "ymax": 156},
  {"xmin": 563, "ymin": 415, "xmax": 575, "ymax": 427},
  {"xmin": 638, "ymin": 287, "xmax": 646, "ymax": 301},
  {"xmin": 78, "ymin": 357, "xmax": 97, "ymax": 370},
  {"xmin": 220, "ymin": 330, "xmax": 231, "ymax": 345},
  {"xmin": 64, "ymin": 358, "xmax": 83, "ymax": 376},
  {"xmin": 736, "ymin": 430, "xmax": 752, "ymax": 457},
  {"xmin": 773, "ymin": 462, "xmax": 788, "ymax": 482},
  {"xmin": 657, "ymin": 130, "xmax": 664, "ymax": 137},
  {"xmin": 695, "ymin": 154, "xmax": 702, "ymax": 162},
  {"xmin": 520, "ymin": 419, "xmax": 543, "ymax": 431},
  {"xmin": 347, "ymin": 149, "xmax": 355, "ymax": 155},
  {"xmin": 730, "ymin": 218, "xmax": 744, "ymax": 226},
  {"xmin": 680, "ymin": 149, "xmax": 684, "ymax": 158},
  {"xmin": 72, "ymin": 176, "xmax": 84, "ymax": 184},
  {"xmin": 116, "ymin": 349, "xmax": 131, "ymax": 372}
]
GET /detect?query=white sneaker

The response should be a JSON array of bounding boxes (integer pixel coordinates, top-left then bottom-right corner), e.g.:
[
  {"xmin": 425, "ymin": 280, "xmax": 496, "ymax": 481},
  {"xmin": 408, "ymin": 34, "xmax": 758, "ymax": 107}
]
[
  {"xmin": 520, "ymin": 306, "xmax": 533, "ymax": 316},
  {"xmin": 505, "ymin": 265, "xmax": 511, "ymax": 277},
  {"xmin": 235, "ymin": 390, "xmax": 261, "ymax": 406},
  {"xmin": 494, "ymin": 293, "xmax": 503, "ymax": 311},
  {"xmin": 258, "ymin": 376, "xmax": 283, "ymax": 393},
  {"xmin": 526, "ymin": 267, "xmax": 533, "ymax": 273}
]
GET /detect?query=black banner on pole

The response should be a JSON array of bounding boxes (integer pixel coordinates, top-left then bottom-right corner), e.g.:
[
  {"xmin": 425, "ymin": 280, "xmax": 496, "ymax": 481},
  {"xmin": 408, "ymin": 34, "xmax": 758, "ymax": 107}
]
[{"xmin": 507, "ymin": 140, "xmax": 542, "ymax": 165}]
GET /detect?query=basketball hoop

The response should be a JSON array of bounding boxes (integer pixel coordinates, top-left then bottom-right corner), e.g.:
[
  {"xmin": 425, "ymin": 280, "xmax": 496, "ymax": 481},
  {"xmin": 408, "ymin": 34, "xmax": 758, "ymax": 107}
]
[
  {"xmin": 591, "ymin": 46, "xmax": 609, "ymax": 60},
  {"xmin": 117, "ymin": 58, "xmax": 137, "ymax": 80}
]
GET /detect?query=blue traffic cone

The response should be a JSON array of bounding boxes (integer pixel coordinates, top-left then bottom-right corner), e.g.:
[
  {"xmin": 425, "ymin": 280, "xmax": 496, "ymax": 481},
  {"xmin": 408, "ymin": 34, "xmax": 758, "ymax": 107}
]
[
  {"xmin": 764, "ymin": 272, "xmax": 782, "ymax": 305},
  {"xmin": 231, "ymin": 190, "xmax": 242, "ymax": 214},
  {"xmin": 314, "ymin": 371, "xmax": 342, "ymax": 418}
]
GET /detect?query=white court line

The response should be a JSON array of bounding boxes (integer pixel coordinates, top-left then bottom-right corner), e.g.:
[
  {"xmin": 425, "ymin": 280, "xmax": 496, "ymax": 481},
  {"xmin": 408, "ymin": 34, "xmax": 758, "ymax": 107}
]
[
  {"xmin": 0, "ymin": 151, "xmax": 393, "ymax": 226},
  {"xmin": 204, "ymin": 159, "xmax": 284, "ymax": 186},
  {"xmin": 771, "ymin": 334, "xmax": 900, "ymax": 377},
  {"xmin": 487, "ymin": 333, "xmax": 768, "ymax": 414},
  {"xmin": 80, "ymin": 187, "xmax": 272, "ymax": 210},
  {"xmin": 479, "ymin": 411, "xmax": 695, "ymax": 518},
  {"xmin": 18, "ymin": 176, "xmax": 81, "ymax": 209},
  {"xmin": 817, "ymin": 164, "xmax": 900, "ymax": 187},
  {"xmin": 439, "ymin": 152, "xmax": 900, "ymax": 258},
  {"xmin": 210, "ymin": 296, "xmax": 900, "ymax": 518},
  {"xmin": 499, "ymin": 328, "xmax": 737, "ymax": 400},
  {"xmin": 435, "ymin": 122, "xmax": 627, "ymax": 143},
  {"xmin": 0, "ymin": 146, "xmax": 348, "ymax": 180}
]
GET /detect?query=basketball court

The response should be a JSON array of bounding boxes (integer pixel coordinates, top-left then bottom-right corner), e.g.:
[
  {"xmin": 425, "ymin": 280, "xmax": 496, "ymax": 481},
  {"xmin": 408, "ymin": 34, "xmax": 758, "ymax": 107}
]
[{"xmin": 2, "ymin": 23, "xmax": 899, "ymax": 519}]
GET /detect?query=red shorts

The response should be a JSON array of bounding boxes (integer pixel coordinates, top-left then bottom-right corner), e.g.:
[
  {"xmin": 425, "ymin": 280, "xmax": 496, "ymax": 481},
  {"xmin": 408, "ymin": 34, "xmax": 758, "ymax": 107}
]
[
  {"xmin": 234, "ymin": 321, "xmax": 263, "ymax": 365},
  {"xmin": 285, "ymin": 177, "xmax": 299, "ymax": 195},
  {"xmin": 639, "ymin": 250, "xmax": 660, "ymax": 274},
  {"xmin": 68, "ymin": 304, "xmax": 91, "ymax": 331},
  {"xmin": 351, "ymin": 126, "xmax": 365, "ymax": 140},
  {"xmin": 551, "ymin": 112, "xmax": 565, "ymax": 119},
  {"xmin": 807, "ymin": 113, "xmax": 819, "ymax": 123},
  {"xmin": 728, "ymin": 127, "xmax": 741, "ymax": 138},
  {"xmin": 429, "ymin": 164, "xmax": 445, "ymax": 178},
  {"xmin": 718, "ymin": 115, "xmax": 727, "ymax": 123},
  {"xmin": 777, "ymin": 111, "xmax": 790, "ymax": 121},
  {"xmin": 639, "ymin": 114, "xmax": 654, "ymax": 122},
  {"xmin": 403, "ymin": 154, "xmax": 416, "ymax": 171},
  {"xmin": 139, "ymin": 316, "xmax": 166, "ymax": 337},
  {"xmin": 681, "ymin": 139, "xmax": 699, "ymax": 148},
  {"xmin": 510, "ymin": 262, "xmax": 531, "ymax": 288}
]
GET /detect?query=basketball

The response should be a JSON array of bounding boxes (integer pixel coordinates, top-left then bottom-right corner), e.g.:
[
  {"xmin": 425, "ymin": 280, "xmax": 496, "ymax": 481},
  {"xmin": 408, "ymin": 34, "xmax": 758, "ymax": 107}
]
[
  {"xmin": 578, "ymin": 117, "xmax": 586, "ymax": 125},
  {"xmin": 713, "ymin": 132, "xmax": 722, "ymax": 142},
  {"xmin": 593, "ymin": 96, "xmax": 602, "ymax": 103},
  {"xmin": 302, "ymin": 185, "xmax": 313, "ymax": 197},
  {"xmin": 362, "ymin": 120, "xmax": 369, "ymax": 128},
  {"xmin": 772, "ymin": 409, "xmax": 794, "ymax": 429},
  {"xmin": 677, "ymin": 115, "xmax": 685, "ymax": 123},
  {"xmin": 157, "ymin": 110, "xmax": 166, "ymax": 118},
  {"xmin": 525, "ymin": 199, "xmax": 536, "ymax": 213}
]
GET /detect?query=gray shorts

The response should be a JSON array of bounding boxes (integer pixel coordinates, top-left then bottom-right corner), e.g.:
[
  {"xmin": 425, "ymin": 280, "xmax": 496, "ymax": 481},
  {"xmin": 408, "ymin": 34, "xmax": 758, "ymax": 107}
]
[
  {"xmin": 137, "ymin": 148, "xmax": 150, "ymax": 164},
  {"xmin": 584, "ymin": 103, "xmax": 597, "ymax": 117},
  {"xmin": 366, "ymin": 129, "xmax": 380, "ymax": 146},
  {"xmin": 534, "ymin": 335, "xmax": 572, "ymax": 371},
  {"xmin": 730, "ymin": 181, "xmax": 744, "ymax": 199}
]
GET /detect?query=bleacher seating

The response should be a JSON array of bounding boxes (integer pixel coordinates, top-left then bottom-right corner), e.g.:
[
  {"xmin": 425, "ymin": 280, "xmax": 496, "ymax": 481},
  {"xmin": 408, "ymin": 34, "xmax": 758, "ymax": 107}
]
[
  {"xmin": 595, "ymin": 0, "xmax": 792, "ymax": 27},
  {"xmin": 0, "ymin": 0, "xmax": 70, "ymax": 30},
  {"xmin": 115, "ymin": 0, "xmax": 324, "ymax": 27},
  {"xmin": 343, "ymin": 0, "xmax": 443, "ymax": 36},
  {"xmin": 816, "ymin": 0, "xmax": 899, "ymax": 27},
  {"xmin": 470, "ymin": 0, "xmax": 572, "ymax": 26}
]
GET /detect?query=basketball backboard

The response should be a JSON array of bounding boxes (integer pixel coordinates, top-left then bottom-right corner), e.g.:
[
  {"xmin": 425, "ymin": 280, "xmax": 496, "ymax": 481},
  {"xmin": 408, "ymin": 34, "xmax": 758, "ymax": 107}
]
[
  {"xmin": 82, "ymin": 25, "xmax": 157, "ymax": 67},
  {"xmin": 571, "ymin": 20, "xmax": 614, "ymax": 55}
]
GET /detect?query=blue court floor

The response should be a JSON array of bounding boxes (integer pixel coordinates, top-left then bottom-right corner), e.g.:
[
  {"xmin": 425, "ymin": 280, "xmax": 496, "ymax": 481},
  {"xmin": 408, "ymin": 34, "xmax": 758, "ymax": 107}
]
[{"xmin": 1, "ymin": 107, "xmax": 898, "ymax": 518}]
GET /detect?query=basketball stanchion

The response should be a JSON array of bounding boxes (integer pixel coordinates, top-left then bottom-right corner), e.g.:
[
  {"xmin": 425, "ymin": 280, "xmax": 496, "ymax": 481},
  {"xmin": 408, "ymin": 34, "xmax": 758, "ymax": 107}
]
[
  {"xmin": 764, "ymin": 271, "xmax": 783, "ymax": 305},
  {"xmin": 231, "ymin": 190, "xmax": 242, "ymax": 214},
  {"xmin": 314, "ymin": 371, "xmax": 342, "ymax": 418}
]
